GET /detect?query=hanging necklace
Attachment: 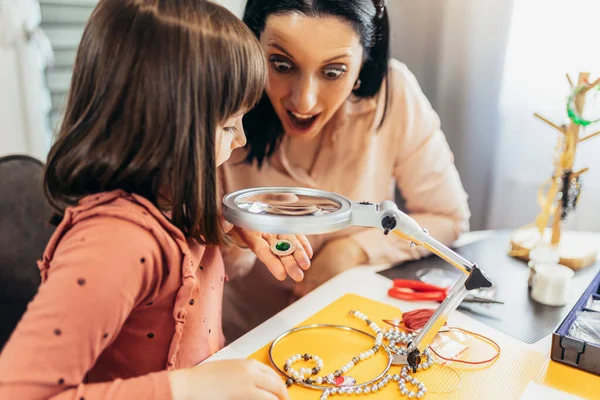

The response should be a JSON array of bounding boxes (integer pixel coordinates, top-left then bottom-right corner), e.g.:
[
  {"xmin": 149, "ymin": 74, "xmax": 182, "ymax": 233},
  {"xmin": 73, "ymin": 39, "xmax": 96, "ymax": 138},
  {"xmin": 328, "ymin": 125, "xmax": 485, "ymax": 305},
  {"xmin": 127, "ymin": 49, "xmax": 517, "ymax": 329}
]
[{"xmin": 566, "ymin": 81, "xmax": 600, "ymax": 127}]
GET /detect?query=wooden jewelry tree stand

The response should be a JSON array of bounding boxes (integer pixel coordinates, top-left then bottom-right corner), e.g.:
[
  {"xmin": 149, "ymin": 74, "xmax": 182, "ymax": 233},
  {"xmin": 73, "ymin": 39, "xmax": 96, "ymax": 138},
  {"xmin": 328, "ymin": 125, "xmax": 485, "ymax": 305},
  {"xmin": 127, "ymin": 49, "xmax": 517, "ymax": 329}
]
[{"xmin": 509, "ymin": 72, "xmax": 600, "ymax": 270}]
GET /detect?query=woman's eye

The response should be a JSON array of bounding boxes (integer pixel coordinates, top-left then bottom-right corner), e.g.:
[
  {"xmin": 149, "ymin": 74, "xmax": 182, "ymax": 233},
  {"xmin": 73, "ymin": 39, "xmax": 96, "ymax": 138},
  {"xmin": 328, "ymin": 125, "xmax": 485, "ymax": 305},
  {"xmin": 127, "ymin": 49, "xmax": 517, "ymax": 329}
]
[
  {"xmin": 224, "ymin": 126, "xmax": 237, "ymax": 134},
  {"xmin": 269, "ymin": 55, "xmax": 294, "ymax": 73},
  {"xmin": 323, "ymin": 66, "xmax": 347, "ymax": 80},
  {"xmin": 272, "ymin": 60, "xmax": 294, "ymax": 73}
]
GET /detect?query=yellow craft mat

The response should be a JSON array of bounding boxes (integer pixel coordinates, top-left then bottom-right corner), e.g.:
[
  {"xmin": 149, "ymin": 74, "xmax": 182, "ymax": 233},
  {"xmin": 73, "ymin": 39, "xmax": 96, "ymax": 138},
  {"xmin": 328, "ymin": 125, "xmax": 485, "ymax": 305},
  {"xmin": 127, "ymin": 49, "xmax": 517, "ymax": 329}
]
[{"xmin": 249, "ymin": 294, "xmax": 600, "ymax": 400}]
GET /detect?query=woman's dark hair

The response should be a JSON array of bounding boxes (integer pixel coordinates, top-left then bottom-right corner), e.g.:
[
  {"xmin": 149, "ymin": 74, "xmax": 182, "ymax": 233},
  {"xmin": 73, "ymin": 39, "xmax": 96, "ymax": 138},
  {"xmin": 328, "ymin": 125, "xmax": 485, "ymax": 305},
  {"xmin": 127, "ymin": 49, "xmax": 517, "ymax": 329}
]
[
  {"xmin": 242, "ymin": 0, "xmax": 390, "ymax": 167},
  {"xmin": 44, "ymin": 0, "xmax": 266, "ymax": 245}
]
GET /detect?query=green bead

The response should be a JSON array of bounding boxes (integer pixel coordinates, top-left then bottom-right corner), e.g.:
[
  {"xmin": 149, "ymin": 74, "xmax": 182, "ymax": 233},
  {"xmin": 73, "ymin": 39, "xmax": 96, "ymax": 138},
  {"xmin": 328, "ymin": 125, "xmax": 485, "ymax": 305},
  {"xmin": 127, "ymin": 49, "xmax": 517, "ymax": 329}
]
[{"xmin": 276, "ymin": 241, "xmax": 291, "ymax": 251}]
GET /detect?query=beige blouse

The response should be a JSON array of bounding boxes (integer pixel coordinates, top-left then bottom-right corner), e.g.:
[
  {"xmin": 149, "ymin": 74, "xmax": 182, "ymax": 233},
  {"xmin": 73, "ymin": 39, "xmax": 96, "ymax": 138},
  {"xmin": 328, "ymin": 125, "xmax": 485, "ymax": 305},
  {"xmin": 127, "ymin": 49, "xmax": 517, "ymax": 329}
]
[{"xmin": 220, "ymin": 59, "xmax": 471, "ymax": 278}]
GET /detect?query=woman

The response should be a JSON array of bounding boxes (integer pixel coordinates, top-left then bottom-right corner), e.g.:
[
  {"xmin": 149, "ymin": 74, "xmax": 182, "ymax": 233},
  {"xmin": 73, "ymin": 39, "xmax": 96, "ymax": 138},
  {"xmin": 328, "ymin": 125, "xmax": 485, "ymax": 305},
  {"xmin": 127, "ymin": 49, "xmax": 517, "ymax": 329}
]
[{"xmin": 220, "ymin": 0, "xmax": 470, "ymax": 342}]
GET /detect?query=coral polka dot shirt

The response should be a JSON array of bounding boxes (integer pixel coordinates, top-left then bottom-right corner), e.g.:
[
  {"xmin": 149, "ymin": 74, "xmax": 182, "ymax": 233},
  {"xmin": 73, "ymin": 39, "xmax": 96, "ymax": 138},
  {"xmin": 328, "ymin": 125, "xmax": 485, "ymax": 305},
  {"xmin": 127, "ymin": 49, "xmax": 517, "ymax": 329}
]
[{"xmin": 0, "ymin": 191, "xmax": 226, "ymax": 399}]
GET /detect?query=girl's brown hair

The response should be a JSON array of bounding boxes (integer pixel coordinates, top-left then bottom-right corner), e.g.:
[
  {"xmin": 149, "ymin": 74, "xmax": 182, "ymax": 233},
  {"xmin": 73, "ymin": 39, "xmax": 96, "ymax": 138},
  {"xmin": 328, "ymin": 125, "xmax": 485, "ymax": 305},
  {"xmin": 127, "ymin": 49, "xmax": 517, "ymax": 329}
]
[{"xmin": 44, "ymin": 0, "xmax": 266, "ymax": 244}]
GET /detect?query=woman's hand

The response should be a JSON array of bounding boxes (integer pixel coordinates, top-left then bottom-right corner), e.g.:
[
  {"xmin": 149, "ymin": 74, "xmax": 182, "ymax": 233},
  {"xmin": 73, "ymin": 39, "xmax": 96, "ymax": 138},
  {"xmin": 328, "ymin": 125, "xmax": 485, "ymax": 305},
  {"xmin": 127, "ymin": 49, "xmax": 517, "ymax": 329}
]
[
  {"xmin": 293, "ymin": 237, "xmax": 367, "ymax": 298},
  {"xmin": 169, "ymin": 359, "xmax": 290, "ymax": 400},
  {"xmin": 229, "ymin": 227, "xmax": 313, "ymax": 282}
]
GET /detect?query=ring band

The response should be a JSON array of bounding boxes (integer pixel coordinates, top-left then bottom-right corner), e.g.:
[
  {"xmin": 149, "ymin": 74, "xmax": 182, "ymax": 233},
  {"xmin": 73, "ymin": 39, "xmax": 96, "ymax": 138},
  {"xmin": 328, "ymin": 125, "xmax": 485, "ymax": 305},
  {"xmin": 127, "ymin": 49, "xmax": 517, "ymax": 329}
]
[{"xmin": 271, "ymin": 239, "xmax": 296, "ymax": 257}]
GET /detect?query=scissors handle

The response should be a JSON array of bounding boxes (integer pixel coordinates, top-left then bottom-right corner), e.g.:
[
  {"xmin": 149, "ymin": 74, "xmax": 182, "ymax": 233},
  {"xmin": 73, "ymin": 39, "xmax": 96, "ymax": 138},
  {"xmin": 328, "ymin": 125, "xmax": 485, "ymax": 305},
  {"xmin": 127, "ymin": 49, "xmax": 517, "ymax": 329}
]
[
  {"xmin": 392, "ymin": 279, "xmax": 447, "ymax": 292},
  {"xmin": 387, "ymin": 287, "xmax": 447, "ymax": 302}
]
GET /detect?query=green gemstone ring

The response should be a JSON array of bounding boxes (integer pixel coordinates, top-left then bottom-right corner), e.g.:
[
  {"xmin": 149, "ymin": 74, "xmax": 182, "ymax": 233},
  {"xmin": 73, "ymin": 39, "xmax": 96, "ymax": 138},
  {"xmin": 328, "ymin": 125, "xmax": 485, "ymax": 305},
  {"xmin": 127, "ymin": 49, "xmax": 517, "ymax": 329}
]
[{"xmin": 271, "ymin": 239, "xmax": 296, "ymax": 257}]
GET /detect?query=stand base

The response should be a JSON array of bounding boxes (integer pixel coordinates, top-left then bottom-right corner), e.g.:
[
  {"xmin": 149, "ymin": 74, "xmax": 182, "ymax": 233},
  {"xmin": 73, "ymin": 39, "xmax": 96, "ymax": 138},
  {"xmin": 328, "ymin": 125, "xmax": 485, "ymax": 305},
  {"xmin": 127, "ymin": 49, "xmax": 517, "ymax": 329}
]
[{"xmin": 509, "ymin": 227, "xmax": 597, "ymax": 270}]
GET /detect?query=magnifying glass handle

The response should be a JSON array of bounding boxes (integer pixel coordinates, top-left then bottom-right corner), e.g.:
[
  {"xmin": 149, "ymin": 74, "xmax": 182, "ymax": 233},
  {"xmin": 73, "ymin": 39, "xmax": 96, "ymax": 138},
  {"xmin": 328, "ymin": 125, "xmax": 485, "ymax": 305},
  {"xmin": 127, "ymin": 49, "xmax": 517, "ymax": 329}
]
[
  {"xmin": 405, "ymin": 275, "xmax": 470, "ymax": 369},
  {"xmin": 351, "ymin": 201, "xmax": 493, "ymax": 372},
  {"xmin": 352, "ymin": 201, "xmax": 477, "ymax": 275}
]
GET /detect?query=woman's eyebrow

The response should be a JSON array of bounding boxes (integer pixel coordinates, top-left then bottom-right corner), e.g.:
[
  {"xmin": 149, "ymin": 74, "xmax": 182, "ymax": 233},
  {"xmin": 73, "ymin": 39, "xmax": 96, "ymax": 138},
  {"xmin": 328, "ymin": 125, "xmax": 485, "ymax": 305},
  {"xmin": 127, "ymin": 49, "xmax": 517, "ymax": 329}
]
[{"xmin": 268, "ymin": 43, "xmax": 295, "ymax": 60}]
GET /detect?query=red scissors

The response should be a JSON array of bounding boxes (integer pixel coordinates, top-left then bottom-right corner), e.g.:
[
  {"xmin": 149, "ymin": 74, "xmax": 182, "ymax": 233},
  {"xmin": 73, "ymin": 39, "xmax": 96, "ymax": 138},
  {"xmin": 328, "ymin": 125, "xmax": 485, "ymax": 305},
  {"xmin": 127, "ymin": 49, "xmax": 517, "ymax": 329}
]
[{"xmin": 388, "ymin": 279, "xmax": 503, "ymax": 304}]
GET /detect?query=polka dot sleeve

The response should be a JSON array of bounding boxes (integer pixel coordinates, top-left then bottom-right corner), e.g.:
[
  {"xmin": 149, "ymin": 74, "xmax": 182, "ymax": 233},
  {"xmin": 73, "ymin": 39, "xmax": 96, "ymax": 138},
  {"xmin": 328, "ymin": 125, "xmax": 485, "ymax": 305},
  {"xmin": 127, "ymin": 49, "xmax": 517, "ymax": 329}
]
[{"xmin": 0, "ymin": 217, "xmax": 173, "ymax": 400}]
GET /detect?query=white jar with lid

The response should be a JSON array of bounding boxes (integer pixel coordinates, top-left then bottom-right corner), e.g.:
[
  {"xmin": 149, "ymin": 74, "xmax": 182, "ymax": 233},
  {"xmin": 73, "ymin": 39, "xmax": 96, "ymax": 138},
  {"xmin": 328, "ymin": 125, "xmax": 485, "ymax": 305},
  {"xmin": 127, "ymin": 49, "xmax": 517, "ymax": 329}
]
[{"xmin": 528, "ymin": 245, "xmax": 560, "ymax": 289}]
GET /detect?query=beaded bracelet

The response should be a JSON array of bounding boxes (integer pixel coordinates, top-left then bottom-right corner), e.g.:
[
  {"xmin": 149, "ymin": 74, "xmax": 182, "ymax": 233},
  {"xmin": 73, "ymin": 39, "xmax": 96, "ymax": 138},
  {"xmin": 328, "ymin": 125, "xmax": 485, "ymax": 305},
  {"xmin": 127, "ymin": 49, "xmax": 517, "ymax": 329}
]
[
  {"xmin": 269, "ymin": 310, "xmax": 435, "ymax": 399},
  {"xmin": 268, "ymin": 324, "xmax": 392, "ymax": 391}
]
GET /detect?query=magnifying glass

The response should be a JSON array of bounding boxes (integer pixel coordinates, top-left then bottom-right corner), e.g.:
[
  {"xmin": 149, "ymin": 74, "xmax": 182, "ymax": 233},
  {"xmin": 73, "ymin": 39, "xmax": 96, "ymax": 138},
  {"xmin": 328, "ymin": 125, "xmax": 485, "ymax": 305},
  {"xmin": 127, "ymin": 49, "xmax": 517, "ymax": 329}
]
[{"xmin": 223, "ymin": 187, "xmax": 492, "ymax": 371}]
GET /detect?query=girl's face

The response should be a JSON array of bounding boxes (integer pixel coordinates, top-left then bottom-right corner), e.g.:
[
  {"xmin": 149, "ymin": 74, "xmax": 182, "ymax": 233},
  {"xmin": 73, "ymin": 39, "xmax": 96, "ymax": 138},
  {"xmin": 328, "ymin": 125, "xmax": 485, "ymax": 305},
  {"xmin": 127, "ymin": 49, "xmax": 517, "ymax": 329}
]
[
  {"xmin": 260, "ymin": 14, "xmax": 364, "ymax": 140},
  {"xmin": 216, "ymin": 112, "xmax": 247, "ymax": 166}
]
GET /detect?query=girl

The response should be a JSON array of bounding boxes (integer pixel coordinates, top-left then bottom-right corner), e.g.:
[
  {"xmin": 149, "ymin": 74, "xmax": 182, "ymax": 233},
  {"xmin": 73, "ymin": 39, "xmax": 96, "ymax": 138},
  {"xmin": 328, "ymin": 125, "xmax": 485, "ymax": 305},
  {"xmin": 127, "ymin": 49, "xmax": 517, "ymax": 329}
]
[
  {"xmin": 221, "ymin": 0, "xmax": 471, "ymax": 341},
  {"xmin": 0, "ymin": 1, "xmax": 311, "ymax": 399}
]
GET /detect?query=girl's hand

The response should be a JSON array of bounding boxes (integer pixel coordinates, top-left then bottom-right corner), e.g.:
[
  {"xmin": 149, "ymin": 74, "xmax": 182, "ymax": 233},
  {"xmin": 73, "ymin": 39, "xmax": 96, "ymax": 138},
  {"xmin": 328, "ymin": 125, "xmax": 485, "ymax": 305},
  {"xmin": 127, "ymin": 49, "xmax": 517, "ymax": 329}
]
[
  {"xmin": 169, "ymin": 359, "xmax": 290, "ymax": 400},
  {"xmin": 230, "ymin": 227, "xmax": 313, "ymax": 282}
]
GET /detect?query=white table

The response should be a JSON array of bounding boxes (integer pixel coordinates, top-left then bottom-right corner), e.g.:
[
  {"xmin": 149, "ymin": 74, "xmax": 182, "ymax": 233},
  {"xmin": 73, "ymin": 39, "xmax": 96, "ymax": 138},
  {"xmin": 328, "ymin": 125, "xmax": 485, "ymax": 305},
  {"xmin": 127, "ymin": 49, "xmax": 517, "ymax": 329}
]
[{"xmin": 204, "ymin": 230, "xmax": 600, "ymax": 397}]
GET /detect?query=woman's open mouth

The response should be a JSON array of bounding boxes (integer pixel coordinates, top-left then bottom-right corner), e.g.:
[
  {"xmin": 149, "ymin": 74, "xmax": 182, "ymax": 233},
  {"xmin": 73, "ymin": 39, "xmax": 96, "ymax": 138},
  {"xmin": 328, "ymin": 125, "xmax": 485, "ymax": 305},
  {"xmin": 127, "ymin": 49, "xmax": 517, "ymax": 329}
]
[{"xmin": 286, "ymin": 110, "xmax": 320, "ymax": 132}]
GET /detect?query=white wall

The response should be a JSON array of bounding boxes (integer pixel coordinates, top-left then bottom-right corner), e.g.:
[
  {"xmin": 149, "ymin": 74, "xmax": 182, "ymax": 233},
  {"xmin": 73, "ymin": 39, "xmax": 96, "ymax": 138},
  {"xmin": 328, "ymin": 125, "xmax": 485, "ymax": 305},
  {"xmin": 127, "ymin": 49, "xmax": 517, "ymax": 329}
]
[
  {"xmin": 0, "ymin": 48, "xmax": 30, "ymax": 157},
  {"xmin": 0, "ymin": 0, "xmax": 52, "ymax": 161},
  {"xmin": 388, "ymin": 0, "xmax": 514, "ymax": 230},
  {"xmin": 214, "ymin": 0, "xmax": 246, "ymax": 16}
]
